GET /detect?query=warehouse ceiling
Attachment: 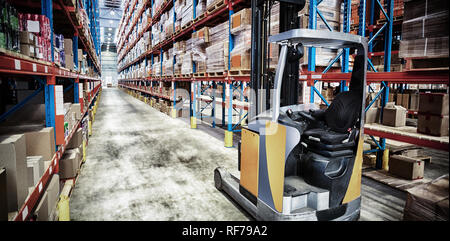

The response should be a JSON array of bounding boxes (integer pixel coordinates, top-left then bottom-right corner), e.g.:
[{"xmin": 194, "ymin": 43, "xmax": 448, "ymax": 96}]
[{"xmin": 99, "ymin": 0, "xmax": 123, "ymax": 52}]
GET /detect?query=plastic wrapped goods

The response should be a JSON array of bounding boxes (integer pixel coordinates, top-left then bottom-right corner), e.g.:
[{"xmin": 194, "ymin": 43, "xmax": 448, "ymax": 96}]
[{"xmin": 206, "ymin": 21, "xmax": 228, "ymax": 73}]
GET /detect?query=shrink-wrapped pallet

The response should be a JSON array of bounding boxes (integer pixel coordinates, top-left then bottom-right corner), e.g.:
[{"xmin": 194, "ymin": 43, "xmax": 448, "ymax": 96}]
[
  {"xmin": 230, "ymin": 8, "xmax": 252, "ymax": 70},
  {"xmin": 181, "ymin": 0, "xmax": 193, "ymax": 28},
  {"xmin": 163, "ymin": 48, "xmax": 174, "ymax": 76},
  {"xmin": 206, "ymin": 21, "xmax": 228, "ymax": 73},
  {"xmin": 174, "ymin": 41, "xmax": 186, "ymax": 75},
  {"xmin": 191, "ymin": 28, "xmax": 208, "ymax": 73},
  {"xmin": 196, "ymin": 0, "xmax": 207, "ymax": 17}
]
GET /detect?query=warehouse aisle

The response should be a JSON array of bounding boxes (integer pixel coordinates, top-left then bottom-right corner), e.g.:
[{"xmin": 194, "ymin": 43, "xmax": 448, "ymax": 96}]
[
  {"xmin": 70, "ymin": 88, "xmax": 249, "ymax": 221},
  {"xmin": 70, "ymin": 87, "xmax": 408, "ymax": 221}
]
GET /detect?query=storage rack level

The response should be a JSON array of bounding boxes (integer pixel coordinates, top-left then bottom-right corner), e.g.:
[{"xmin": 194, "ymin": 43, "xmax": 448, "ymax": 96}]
[
  {"xmin": 0, "ymin": 0, "xmax": 102, "ymax": 221},
  {"xmin": 117, "ymin": 0, "xmax": 250, "ymax": 147},
  {"xmin": 305, "ymin": 0, "xmax": 449, "ymax": 170}
]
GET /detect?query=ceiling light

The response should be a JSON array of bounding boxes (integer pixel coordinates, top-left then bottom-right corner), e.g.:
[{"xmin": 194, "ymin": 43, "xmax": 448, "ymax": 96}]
[
  {"xmin": 109, "ymin": 28, "xmax": 112, "ymax": 31},
  {"xmin": 110, "ymin": 10, "xmax": 115, "ymax": 16},
  {"xmin": 109, "ymin": 20, "xmax": 113, "ymax": 24}
]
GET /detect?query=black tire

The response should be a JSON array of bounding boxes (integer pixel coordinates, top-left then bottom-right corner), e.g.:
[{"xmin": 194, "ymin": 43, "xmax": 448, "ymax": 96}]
[{"xmin": 214, "ymin": 167, "xmax": 223, "ymax": 190}]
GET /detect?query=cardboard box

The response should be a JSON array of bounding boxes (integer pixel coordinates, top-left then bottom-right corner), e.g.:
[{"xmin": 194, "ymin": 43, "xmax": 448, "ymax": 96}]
[
  {"xmin": 417, "ymin": 114, "xmax": 449, "ymax": 136},
  {"xmin": 381, "ymin": 102, "xmax": 407, "ymax": 127},
  {"xmin": 70, "ymin": 103, "xmax": 82, "ymax": 121},
  {"xmin": 20, "ymin": 44, "xmax": 35, "ymax": 57},
  {"xmin": 402, "ymin": 93, "xmax": 410, "ymax": 110},
  {"xmin": 0, "ymin": 126, "xmax": 56, "ymax": 162},
  {"xmin": 403, "ymin": 175, "xmax": 449, "ymax": 221},
  {"xmin": 419, "ymin": 93, "xmax": 449, "ymax": 115},
  {"xmin": 231, "ymin": 8, "xmax": 252, "ymax": 31},
  {"xmin": 34, "ymin": 190, "xmax": 49, "ymax": 221},
  {"xmin": 0, "ymin": 168, "xmax": 7, "ymax": 221},
  {"xmin": 46, "ymin": 174, "xmax": 60, "ymax": 218},
  {"xmin": 19, "ymin": 31, "xmax": 34, "ymax": 45},
  {"xmin": 59, "ymin": 151, "xmax": 79, "ymax": 179},
  {"xmin": 389, "ymin": 155, "xmax": 424, "ymax": 180},
  {"xmin": 365, "ymin": 107, "xmax": 380, "ymax": 124},
  {"xmin": 65, "ymin": 54, "xmax": 74, "ymax": 70},
  {"xmin": 67, "ymin": 128, "xmax": 83, "ymax": 149},
  {"xmin": 26, "ymin": 156, "xmax": 44, "ymax": 188},
  {"xmin": 410, "ymin": 93, "xmax": 420, "ymax": 111},
  {"xmin": 0, "ymin": 134, "xmax": 28, "ymax": 212},
  {"xmin": 64, "ymin": 39, "xmax": 73, "ymax": 55}
]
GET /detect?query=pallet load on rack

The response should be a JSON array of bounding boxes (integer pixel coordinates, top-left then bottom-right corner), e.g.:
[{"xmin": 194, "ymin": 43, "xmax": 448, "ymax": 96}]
[
  {"xmin": 163, "ymin": 48, "xmax": 174, "ymax": 77},
  {"xmin": 162, "ymin": 7, "xmax": 174, "ymax": 39},
  {"xmin": 153, "ymin": 54, "xmax": 161, "ymax": 77},
  {"xmin": 196, "ymin": 0, "xmax": 207, "ymax": 18},
  {"xmin": 269, "ymin": 2, "xmax": 280, "ymax": 70},
  {"xmin": 230, "ymin": 8, "xmax": 252, "ymax": 75},
  {"xmin": 181, "ymin": 0, "xmax": 194, "ymax": 29},
  {"xmin": 0, "ymin": 1, "xmax": 53, "ymax": 63},
  {"xmin": 417, "ymin": 93, "xmax": 449, "ymax": 137},
  {"xmin": 378, "ymin": 0, "xmax": 404, "ymax": 22},
  {"xmin": 0, "ymin": 1, "xmax": 20, "ymax": 52},
  {"xmin": 298, "ymin": 0, "xmax": 342, "ymax": 67},
  {"xmin": 174, "ymin": 40, "xmax": 186, "ymax": 76},
  {"xmin": 206, "ymin": 20, "xmax": 228, "ymax": 76},
  {"xmin": 191, "ymin": 27, "xmax": 208, "ymax": 75},
  {"xmin": 399, "ymin": 0, "xmax": 449, "ymax": 71}
]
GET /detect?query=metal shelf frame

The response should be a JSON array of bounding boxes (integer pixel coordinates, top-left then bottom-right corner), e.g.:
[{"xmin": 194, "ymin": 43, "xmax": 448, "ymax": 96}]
[
  {"xmin": 306, "ymin": 0, "xmax": 449, "ymax": 168},
  {"xmin": 0, "ymin": 0, "xmax": 102, "ymax": 221}
]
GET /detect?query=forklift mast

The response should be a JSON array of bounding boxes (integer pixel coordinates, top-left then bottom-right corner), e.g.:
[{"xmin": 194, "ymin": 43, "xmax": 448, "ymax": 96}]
[{"xmin": 250, "ymin": 0, "xmax": 306, "ymax": 119}]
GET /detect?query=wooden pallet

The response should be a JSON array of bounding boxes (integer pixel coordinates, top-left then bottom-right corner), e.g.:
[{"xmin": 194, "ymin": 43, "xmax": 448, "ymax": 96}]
[
  {"xmin": 363, "ymin": 169, "xmax": 431, "ymax": 192},
  {"xmin": 228, "ymin": 69, "xmax": 251, "ymax": 76},
  {"xmin": 194, "ymin": 12, "xmax": 206, "ymax": 23},
  {"xmin": 193, "ymin": 72, "xmax": 206, "ymax": 77},
  {"xmin": 207, "ymin": 0, "xmax": 226, "ymax": 14},
  {"xmin": 174, "ymin": 74, "xmax": 182, "ymax": 78},
  {"xmin": 181, "ymin": 74, "xmax": 192, "ymax": 78},
  {"xmin": 404, "ymin": 56, "xmax": 449, "ymax": 71},
  {"xmin": 181, "ymin": 21, "xmax": 193, "ymax": 30},
  {"xmin": 207, "ymin": 71, "xmax": 225, "ymax": 77}
]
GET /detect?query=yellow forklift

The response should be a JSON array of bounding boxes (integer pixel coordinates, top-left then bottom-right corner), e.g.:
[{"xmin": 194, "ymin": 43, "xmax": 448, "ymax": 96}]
[{"xmin": 214, "ymin": 0, "xmax": 368, "ymax": 221}]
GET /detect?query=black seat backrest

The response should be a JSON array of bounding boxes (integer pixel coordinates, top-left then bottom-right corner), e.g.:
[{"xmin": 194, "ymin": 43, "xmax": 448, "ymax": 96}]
[{"xmin": 324, "ymin": 54, "xmax": 364, "ymax": 133}]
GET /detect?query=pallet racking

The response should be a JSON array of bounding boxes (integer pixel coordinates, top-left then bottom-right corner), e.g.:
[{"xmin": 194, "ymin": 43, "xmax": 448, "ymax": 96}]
[
  {"xmin": 305, "ymin": 0, "xmax": 448, "ymax": 170},
  {"xmin": 117, "ymin": 0, "xmax": 251, "ymax": 147},
  {"xmin": 0, "ymin": 0, "xmax": 102, "ymax": 221}
]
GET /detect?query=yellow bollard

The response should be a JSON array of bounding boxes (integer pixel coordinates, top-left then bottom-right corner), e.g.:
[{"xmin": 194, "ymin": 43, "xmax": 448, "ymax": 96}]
[
  {"xmin": 171, "ymin": 108, "xmax": 177, "ymax": 118},
  {"xmin": 224, "ymin": 130, "xmax": 233, "ymax": 147},
  {"xmin": 82, "ymin": 139, "xmax": 87, "ymax": 163},
  {"xmin": 190, "ymin": 117, "xmax": 197, "ymax": 129},
  {"xmin": 382, "ymin": 149, "xmax": 389, "ymax": 171},
  {"xmin": 57, "ymin": 197, "xmax": 70, "ymax": 221}
]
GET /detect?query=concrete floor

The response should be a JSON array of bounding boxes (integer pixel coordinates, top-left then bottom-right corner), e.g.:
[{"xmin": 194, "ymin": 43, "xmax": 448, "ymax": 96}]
[
  {"xmin": 70, "ymin": 87, "xmax": 439, "ymax": 221},
  {"xmin": 70, "ymin": 88, "xmax": 249, "ymax": 221}
]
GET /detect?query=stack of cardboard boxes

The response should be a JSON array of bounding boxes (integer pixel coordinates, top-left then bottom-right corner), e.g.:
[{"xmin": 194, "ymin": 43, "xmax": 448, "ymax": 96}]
[
  {"xmin": 230, "ymin": 9, "xmax": 252, "ymax": 71},
  {"xmin": 417, "ymin": 93, "xmax": 449, "ymax": 136},
  {"xmin": 0, "ymin": 124, "xmax": 60, "ymax": 221}
]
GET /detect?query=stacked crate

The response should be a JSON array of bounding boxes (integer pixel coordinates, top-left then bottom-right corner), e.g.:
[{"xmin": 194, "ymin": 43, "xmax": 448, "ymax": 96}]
[
  {"xmin": 229, "ymin": 8, "xmax": 252, "ymax": 75},
  {"xmin": 399, "ymin": 0, "xmax": 449, "ymax": 71},
  {"xmin": 180, "ymin": 0, "xmax": 194, "ymax": 29},
  {"xmin": 174, "ymin": 41, "xmax": 186, "ymax": 76},
  {"xmin": 205, "ymin": 20, "xmax": 228, "ymax": 75},
  {"xmin": 162, "ymin": 48, "xmax": 174, "ymax": 77},
  {"xmin": 191, "ymin": 27, "xmax": 208, "ymax": 75}
]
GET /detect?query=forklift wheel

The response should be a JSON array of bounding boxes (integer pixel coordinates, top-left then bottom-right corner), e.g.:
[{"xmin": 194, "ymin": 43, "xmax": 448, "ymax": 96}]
[{"xmin": 214, "ymin": 167, "xmax": 223, "ymax": 190}]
